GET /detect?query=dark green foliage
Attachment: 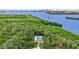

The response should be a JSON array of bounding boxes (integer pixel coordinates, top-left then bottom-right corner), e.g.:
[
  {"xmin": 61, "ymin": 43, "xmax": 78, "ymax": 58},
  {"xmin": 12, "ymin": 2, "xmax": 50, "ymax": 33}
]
[
  {"xmin": 48, "ymin": 22, "xmax": 62, "ymax": 27},
  {"xmin": 40, "ymin": 19, "xmax": 62, "ymax": 27},
  {"xmin": 66, "ymin": 17, "xmax": 79, "ymax": 20}
]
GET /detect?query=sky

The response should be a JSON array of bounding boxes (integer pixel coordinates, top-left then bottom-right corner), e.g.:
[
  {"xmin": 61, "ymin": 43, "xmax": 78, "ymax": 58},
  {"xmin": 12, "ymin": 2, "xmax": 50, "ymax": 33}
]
[{"xmin": 0, "ymin": 0, "xmax": 79, "ymax": 9}]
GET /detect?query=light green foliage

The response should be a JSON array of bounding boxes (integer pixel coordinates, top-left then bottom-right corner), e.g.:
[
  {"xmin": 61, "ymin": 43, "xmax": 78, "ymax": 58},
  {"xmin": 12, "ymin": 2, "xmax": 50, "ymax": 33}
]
[{"xmin": 0, "ymin": 14, "xmax": 79, "ymax": 49}]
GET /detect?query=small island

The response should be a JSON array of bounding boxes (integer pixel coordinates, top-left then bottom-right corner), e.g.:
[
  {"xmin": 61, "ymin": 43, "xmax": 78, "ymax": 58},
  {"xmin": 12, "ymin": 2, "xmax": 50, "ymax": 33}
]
[{"xmin": 66, "ymin": 17, "xmax": 79, "ymax": 20}]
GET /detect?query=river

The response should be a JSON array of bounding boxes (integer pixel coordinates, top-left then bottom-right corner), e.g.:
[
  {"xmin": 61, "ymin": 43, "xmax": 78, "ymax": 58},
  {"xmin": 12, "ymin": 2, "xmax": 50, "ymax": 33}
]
[{"xmin": 0, "ymin": 11, "xmax": 79, "ymax": 35}]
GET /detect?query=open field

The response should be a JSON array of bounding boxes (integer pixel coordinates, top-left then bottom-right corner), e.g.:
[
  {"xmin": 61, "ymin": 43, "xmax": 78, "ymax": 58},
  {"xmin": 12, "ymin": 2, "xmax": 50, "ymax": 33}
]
[{"xmin": 0, "ymin": 14, "xmax": 79, "ymax": 49}]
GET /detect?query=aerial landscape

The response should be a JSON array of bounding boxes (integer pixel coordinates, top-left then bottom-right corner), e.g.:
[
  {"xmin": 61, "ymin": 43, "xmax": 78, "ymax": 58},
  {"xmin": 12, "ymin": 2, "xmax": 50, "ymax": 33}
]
[{"xmin": 0, "ymin": 10, "xmax": 79, "ymax": 49}]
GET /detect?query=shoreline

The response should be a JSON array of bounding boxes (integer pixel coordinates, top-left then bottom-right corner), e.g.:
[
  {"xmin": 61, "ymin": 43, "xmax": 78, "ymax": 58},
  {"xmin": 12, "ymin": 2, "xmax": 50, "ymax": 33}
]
[{"xmin": 47, "ymin": 11, "xmax": 79, "ymax": 14}]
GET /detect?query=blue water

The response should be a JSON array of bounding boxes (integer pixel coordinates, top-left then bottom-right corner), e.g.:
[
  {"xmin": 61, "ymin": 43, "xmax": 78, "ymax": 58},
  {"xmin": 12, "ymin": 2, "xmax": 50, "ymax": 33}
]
[{"xmin": 0, "ymin": 11, "xmax": 79, "ymax": 35}]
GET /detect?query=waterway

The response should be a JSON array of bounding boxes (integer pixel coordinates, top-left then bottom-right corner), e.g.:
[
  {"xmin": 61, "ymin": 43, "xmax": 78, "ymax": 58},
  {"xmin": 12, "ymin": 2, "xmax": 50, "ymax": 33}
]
[{"xmin": 0, "ymin": 11, "xmax": 79, "ymax": 35}]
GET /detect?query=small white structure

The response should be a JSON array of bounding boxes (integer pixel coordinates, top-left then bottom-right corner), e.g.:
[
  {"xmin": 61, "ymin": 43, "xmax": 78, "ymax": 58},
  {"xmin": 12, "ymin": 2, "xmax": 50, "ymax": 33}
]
[
  {"xmin": 34, "ymin": 36, "xmax": 44, "ymax": 49},
  {"xmin": 35, "ymin": 36, "xmax": 42, "ymax": 41}
]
